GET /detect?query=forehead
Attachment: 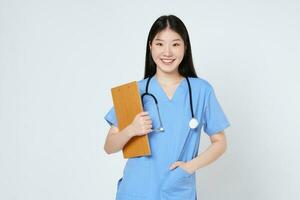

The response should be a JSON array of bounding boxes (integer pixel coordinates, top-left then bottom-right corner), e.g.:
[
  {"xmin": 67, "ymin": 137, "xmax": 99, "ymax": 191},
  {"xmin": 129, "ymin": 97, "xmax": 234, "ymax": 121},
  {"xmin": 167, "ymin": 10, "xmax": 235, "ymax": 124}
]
[{"xmin": 153, "ymin": 28, "xmax": 183, "ymax": 41}]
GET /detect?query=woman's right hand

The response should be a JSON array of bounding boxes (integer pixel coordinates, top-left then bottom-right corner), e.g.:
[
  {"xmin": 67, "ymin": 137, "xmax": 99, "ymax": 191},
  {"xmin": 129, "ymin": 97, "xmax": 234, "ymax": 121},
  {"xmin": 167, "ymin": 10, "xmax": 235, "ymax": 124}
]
[{"xmin": 129, "ymin": 111, "xmax": 152, "ymax": 137}]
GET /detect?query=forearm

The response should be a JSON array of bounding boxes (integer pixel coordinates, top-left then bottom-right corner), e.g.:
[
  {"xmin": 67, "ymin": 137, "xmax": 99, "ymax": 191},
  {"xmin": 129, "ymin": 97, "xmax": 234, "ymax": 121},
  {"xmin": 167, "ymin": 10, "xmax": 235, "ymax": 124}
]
[
  {"xmin": 104, "ymin": 125, "xmax": 135, "ymax": 154},
  {"xmin": 187, "ymin": 140, "xmax": 227, "ymax": 172}
]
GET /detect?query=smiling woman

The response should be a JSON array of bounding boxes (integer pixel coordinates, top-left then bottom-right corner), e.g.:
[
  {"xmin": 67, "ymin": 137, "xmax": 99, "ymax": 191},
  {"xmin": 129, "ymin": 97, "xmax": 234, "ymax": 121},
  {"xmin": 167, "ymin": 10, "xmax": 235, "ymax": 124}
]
[
  {"xmin": 104, "ymin": 14, "xmax": 230, "ymax": 200},
  {"xmin": 150, "ymin": 30, "xmax": 185, "ymax": 72}
]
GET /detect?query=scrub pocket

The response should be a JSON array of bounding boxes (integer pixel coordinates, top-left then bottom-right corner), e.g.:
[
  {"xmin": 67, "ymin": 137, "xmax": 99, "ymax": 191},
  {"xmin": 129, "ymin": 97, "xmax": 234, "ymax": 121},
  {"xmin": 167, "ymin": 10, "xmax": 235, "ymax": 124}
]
[
  {"xmin": 160, "ymin": 166, "xmax": 195, "ymax": 200},
  {"xmin": 116, "ymin": 157, "xmax": 150, "ymax": 200}
]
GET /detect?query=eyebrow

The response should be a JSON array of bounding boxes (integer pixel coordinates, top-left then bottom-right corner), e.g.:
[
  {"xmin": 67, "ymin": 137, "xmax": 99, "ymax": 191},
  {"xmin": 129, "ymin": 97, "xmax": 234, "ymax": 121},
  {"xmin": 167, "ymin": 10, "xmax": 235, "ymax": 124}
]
[{"xmin": 154, "ymin": 38, "xmax": 182, "ymax": 42}]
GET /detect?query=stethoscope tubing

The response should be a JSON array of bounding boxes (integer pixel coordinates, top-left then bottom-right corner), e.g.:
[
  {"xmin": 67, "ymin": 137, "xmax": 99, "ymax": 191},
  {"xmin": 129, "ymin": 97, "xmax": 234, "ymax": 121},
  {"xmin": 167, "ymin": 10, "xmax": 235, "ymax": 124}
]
[
  {"xmin": 141, "ymin": 75, "xmax": 199, "ymax": 161},
  {"xmin": 141, "ymin": 75, "xmax": 195, "ymax": 118}
]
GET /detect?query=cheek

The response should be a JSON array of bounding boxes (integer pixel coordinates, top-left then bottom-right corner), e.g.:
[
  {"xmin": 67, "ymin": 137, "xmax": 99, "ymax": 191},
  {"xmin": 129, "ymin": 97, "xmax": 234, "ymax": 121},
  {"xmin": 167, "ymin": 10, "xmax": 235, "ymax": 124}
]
[
  {"xmin": 151, "ymin": 50, "xmax": 161, "ymax": 60},
  {"xmin": 175, "ymin": 48, "xmax": 185, "ymax": 58}
]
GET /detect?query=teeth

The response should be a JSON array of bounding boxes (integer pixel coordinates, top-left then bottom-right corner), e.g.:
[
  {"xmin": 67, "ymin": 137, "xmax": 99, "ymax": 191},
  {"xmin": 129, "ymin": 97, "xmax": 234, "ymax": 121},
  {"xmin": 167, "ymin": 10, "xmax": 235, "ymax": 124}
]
[{"xmin": 162, "ymin": 59, "xmax": 174, "ymax": 63}]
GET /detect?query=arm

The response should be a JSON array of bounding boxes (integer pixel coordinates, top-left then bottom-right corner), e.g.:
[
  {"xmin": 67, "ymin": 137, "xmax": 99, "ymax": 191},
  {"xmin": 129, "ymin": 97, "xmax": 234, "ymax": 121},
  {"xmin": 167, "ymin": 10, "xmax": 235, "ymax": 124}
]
[
  {"xmin": 170, "ymin": 84, "xmax": 230, "ymax": 173},
  {"xmin": 103, "ymin": 125, "xmax": 135, "ymax": 154},
  {"xmin": 104, "ymin": 111, "xmax": 152, "ymax": 154},
  {"xmin": 170, "ymin": 131, "xmax": 227, "ymax": 173}
]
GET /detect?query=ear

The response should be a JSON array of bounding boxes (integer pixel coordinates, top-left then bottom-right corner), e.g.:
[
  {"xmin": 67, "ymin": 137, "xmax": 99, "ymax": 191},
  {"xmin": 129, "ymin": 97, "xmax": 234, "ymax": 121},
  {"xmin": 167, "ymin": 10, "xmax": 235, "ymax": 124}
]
[{"xmin": 149, "ymin": 41, "xmax": 152, "ymax": 50}]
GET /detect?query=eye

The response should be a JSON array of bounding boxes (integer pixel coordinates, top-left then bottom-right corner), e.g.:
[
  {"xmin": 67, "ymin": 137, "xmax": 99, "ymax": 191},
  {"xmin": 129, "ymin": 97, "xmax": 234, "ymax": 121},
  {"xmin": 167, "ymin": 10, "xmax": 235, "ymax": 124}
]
[
  {"xmin": 173, "ymin": 43, "xmax": 180, "ymax": 46},
  {"xmin": 155, "ymin": 43, "xmax": 163, "ymax": 46}
]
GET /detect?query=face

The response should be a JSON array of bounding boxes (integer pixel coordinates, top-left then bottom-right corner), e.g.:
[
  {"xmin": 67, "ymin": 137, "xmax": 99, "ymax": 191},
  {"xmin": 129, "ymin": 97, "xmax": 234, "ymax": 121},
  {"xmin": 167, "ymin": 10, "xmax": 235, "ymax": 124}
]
[{"xmin": 149, "ymin": 28, "xmax": 186, "ymax": 75}]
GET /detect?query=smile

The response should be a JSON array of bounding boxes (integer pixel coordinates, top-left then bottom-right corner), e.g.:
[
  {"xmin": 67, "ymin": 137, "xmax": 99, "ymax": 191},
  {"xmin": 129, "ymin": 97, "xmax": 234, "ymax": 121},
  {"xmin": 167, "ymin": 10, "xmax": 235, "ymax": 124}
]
[{"xmin": 161, "ymin": 59, "xmax": 175, "ymax": 65}]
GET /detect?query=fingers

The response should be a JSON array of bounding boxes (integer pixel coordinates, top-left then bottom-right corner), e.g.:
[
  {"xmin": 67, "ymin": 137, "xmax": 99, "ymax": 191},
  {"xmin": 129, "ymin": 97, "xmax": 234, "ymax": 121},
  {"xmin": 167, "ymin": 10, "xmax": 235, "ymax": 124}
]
[
  {"xmin": 138, "ymin": 111, "xmax": 149, "ymax": 116},
  {"xmin": 144, "ymin": 119, "xmax": 152, "ymax": 125},
  {"xmin": 169, "ymin": 161, "xmax": 184, "ymax": 170},
  {"xmin": 142, "ymin": 124, "xmax": 152, "ymax": 132},
  {"xmin": 143, "ymin": 115, "xmax": 152, "ymax": 131},
  {"xmin": 137, "ymin": 112, "xmax": 152, "ymax": 121},
  {"xmin": 143, "ymin": 116, "xmax": 151, "ymax": 120},
  {"xmin": 139, "ymin": 125, "xmax": 152, "ymax": 135},
  {"xmin": 139, "ymin": 112, "xmax": 152, "ymax": 124},
  {"xmin": 145, "ymin": 124, "xmax": 152, "ymax": 129},
  {"xmin": 134, "ymin": 111, "xmax": 153, "ymax": 135}
]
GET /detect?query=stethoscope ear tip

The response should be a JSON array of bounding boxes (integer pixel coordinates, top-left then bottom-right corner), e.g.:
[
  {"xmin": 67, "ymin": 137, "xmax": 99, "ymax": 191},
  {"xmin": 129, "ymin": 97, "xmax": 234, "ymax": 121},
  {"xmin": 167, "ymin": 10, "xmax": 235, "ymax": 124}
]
[{"xmin": 189, "ymin": 118, "xmax": 199, "ymax": 129}]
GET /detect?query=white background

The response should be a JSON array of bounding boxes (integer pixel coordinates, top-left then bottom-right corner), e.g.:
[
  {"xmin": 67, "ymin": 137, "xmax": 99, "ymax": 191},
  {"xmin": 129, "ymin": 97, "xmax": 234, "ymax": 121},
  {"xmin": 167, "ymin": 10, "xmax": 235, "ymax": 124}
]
[{"xmin": 1, "ymin": 0, "xmax": 300, "ymax": 199}]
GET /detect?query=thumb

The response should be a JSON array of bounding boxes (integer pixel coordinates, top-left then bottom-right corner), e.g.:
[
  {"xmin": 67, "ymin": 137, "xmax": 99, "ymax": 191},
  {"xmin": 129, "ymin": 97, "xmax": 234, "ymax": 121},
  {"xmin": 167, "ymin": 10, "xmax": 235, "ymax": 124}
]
[{"xmin": 169, "ymin": 161, "xmax": 181, "ymax": 170}]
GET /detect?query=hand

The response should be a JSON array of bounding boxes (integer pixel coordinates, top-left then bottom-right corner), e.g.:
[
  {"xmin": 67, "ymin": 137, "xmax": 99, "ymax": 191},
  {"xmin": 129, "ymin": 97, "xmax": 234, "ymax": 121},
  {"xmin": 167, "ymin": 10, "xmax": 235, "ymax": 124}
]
[
  {"xmin": 129, "ymin": 111, "xmax": 153, "ymax": 137},
  {"xmin": 169, "ymin": 161, "xmax": 195, "ymax": 174}
]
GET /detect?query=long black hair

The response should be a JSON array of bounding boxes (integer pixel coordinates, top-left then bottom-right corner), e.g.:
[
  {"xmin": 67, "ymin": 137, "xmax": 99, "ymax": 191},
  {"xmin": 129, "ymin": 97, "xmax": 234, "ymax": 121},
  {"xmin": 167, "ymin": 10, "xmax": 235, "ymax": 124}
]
[{"xmin": 144, "ymin": 15, "xmax": 198, "ymax": 79}]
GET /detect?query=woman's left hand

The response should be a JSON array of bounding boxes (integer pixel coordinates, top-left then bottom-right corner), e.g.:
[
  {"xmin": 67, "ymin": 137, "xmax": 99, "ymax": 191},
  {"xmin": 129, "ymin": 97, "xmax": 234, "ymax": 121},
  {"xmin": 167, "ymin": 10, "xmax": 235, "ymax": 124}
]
[{"xmin": 169, "ymin": 161, "xmax": 195, "ymax": 174}]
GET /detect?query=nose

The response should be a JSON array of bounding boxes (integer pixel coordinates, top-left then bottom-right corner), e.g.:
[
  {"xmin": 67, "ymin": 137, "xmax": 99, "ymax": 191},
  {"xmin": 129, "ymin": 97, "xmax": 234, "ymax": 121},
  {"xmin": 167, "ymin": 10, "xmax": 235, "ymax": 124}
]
[{"xmin": 163, "ymin": 45, "xmax": 172, "ymax": 56}]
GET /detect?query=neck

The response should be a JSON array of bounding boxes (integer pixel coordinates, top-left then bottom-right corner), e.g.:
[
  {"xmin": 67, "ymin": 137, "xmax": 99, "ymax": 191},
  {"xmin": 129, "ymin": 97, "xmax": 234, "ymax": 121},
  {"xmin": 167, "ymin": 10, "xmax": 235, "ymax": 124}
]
[{"xmin": 154, "ymin": 70, "xmax": 184, "ymax": 85}]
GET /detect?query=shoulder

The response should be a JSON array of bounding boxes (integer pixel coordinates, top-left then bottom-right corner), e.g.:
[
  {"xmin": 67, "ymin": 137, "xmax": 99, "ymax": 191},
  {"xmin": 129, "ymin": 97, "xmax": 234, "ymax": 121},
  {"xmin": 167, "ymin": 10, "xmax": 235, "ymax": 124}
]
[
  {"xmin": 187, "ymin": 76, "xmax": 213, "ymax": 92},
  {"xmin": 137, "ymin": 78, "xmax": 148, "ymax": 86},
  {"xmin": 137, "ymin": 78, "xmax": 149, "ymax": 93}
]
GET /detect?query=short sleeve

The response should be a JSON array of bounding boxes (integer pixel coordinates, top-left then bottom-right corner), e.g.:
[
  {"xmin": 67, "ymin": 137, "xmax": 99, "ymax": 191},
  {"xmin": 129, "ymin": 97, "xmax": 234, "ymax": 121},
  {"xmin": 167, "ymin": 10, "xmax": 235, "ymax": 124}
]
[
  {"xmin": 104, "ymin": 106, "xmax": 118, "ymax": 128},
  {"xmin": 203, "ymin": 86, "xmax": 230, "ymax": 136}
]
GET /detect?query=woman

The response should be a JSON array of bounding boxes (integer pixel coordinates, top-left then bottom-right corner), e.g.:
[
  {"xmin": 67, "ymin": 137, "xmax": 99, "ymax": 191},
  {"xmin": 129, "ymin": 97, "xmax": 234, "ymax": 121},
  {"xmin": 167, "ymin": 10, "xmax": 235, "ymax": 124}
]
[{"xmin": 104, "ymin": 14, "xmax": 230, "ymax": 200}]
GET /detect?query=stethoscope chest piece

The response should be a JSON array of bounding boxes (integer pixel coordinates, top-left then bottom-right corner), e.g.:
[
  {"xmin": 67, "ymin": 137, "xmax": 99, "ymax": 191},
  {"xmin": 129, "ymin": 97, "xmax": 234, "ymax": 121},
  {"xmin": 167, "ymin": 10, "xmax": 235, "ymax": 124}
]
[{"xmin": 189, "ymin": 118, "xmax": 199, "ymax": 129}]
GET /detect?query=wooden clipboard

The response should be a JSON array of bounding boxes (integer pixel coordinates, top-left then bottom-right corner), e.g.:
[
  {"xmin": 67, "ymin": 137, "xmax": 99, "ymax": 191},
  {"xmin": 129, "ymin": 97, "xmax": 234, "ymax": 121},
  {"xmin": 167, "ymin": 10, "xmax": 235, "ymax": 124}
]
[{"xmin": 111, "ymin": 81, "xmax": 151, "ymax": 158}]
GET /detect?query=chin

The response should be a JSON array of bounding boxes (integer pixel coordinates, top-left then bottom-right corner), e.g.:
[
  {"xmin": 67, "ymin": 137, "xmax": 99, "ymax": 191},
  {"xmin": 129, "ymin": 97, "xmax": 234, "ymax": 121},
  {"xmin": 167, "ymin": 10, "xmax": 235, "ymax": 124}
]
[
  {"xmin": 158, "ymin": 67, "xmax": 178, "ymax": 74},
  {"xmin": 157, "ymin": 63, "xmax": 180, "ymax": 74}
]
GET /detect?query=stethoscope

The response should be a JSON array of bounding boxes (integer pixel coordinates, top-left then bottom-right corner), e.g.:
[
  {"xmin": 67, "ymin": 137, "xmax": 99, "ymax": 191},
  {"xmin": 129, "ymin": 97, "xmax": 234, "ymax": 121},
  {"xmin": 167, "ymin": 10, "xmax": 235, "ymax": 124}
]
[{"xmin": 141, "ymin": 75, "xmax": 199, "ymax": 132}]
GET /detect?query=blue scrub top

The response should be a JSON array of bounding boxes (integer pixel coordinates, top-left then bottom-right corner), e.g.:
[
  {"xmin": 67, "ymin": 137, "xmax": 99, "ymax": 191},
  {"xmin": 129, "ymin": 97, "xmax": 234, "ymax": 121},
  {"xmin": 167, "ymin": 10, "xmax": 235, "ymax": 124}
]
[{"xmin": 104, "ymin": 76, "xmax": 230, "ymax": 200}]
